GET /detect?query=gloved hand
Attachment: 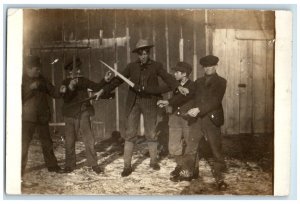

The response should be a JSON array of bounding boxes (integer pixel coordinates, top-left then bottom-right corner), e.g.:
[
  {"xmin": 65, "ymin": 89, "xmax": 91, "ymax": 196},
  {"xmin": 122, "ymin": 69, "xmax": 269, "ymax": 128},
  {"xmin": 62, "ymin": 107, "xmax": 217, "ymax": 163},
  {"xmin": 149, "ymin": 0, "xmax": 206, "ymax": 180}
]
[{"xmin": 133, "ymin": 84, "xmax": 144, "ymax": 93}]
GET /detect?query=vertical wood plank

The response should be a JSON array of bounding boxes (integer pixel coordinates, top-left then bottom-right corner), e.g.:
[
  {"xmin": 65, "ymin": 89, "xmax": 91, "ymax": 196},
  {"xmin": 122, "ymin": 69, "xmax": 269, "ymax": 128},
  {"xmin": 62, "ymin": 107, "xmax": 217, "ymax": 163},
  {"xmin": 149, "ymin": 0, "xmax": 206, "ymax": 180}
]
[
  {"xmin": 253, "ymin": 40, "xmax": 267, "ymax": 133},
  {"xmin": 167, "ymin": 10, "xmax": 180, "ymax": 69},
  {"xmin": 115, "ymin": 10, "xmax": 128, "ymax": 134},
  {"xmin": 181, "ymin": 10, "xmax": 194, "ymax": 79},
  {"xmin": 152, "ymin": 10, "xmax": 167, "ymax": 70},
  {"xmin": 225, "ymin": 29, "xmax": 240, "ymax": 134},
  {"xmin": 194, "ymin": 9, "xmax": 206, "ymax": 78},
  {"xmin": 212, "ymin": 29, "xmax": 228, "ymax": 134},
  {"xmin": 239, "ymin": 40, "xmax": 253, "ymax": 133},
  {"xmin": 265, "ymin": 40, "xmax": 274, "ymax": 133}
]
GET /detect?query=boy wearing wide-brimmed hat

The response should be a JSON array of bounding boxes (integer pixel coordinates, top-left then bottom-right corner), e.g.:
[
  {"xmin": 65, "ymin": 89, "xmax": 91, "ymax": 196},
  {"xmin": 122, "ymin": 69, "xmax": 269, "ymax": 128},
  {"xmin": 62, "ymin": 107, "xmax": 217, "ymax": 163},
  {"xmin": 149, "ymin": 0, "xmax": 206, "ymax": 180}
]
[{"xmin": 94, "ymin": 39, "xmax": 188, "ymax": 177}]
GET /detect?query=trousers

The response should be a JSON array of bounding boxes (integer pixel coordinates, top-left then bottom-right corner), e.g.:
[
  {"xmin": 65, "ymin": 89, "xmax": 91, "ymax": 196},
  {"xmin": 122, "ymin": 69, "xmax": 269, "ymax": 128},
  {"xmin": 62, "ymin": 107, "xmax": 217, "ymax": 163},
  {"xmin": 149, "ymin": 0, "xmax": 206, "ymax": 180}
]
[
  {"xmin": 22, "ymin": 121, "xmax": 58, "ymax": 176},
  {"xmin": 64, "ymin": 111, "xmax": 98, "ymax": 169}
]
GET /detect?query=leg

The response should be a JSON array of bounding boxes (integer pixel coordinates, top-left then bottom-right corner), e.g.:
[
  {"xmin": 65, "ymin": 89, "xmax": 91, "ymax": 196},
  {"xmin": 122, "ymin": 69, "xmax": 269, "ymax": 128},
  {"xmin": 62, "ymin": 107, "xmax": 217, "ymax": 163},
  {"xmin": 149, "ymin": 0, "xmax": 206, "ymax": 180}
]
[
  {"xmin": 21, "ymin": 122, "xmax": 36, "ymax": 177},
  {"xmin": 79, "ymin": 111, "xmax": 98, "ymax": 167},
  {"xmin": 121, "ymin": 103, "xmax": 141, "ymax": 176},
  {"xmin": 38, "ymin": 124, "xmax": 59, "ymax": 170},
  {"xmin": 203, "ymin": 117, "xmax": 226, "ymax": 183},
  {"xmin": 64, "ymin": 117, "xmax": 77, "ymax": 170},
  {"xmin": 175, "ymin": 120, "xmax": 202, "ymax": 181},
  {"xmin": 168, "ymin": 115, "xmax": 184, "ymax": 177},
  {"xmin": 141, "ymin": 99, "xmax": 159, "ymax": 167}
]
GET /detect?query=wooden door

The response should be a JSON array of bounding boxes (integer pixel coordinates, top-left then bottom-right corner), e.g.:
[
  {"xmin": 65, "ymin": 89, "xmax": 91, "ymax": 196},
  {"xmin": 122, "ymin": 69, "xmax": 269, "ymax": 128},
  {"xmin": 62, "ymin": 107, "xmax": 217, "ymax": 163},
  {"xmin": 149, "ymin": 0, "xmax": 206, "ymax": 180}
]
[{"xmin": 212, "ymin": 29, "xmax": 274, "ymax": 135}]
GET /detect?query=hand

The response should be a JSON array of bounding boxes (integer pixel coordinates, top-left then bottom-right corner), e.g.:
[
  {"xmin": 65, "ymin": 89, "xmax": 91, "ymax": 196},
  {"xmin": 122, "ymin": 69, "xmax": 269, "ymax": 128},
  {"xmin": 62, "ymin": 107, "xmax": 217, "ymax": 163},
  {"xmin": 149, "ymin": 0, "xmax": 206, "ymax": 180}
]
[
  {"xmin": 157, "ymin": 100, "xmax": 169, "ymax": 108},
  {"xmin": 29, "ymin": 81, "xmax": 40, "ymax": 90},
  {"xmin": 187, "ymin": 108, "xmax": 200, "ymax": 117},
  {"xmin": 68, "ymin": 78, "xmax": 78, "ymax": 91},
  {"xmin": 59, "ymin": 85, "xmax": 67, "ymax": 93},
  {"xmin": 94, "ymin": 89, "xmax": 104, "ymax": 100},
  {"xmin": 178, "ymin": 86, "xmax": 189, "ymax": 96},
  {"xmin": 104, "ymin": 71, "xmax": 113, "ymax": 82},
  {"xmin": 133, "ymin": 84, "xmax": 144, "ymax": 93}
]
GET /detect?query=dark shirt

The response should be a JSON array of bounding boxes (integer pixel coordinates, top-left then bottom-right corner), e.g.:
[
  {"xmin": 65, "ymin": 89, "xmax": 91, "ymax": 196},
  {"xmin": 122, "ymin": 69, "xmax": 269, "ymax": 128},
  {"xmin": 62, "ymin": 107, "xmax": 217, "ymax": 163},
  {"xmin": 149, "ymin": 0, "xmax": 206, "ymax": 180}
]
[
  {"xmin": 61, "ymin": 77, "xmax": 107, "ymax": 117},
  {"xmin": 22, "ymin": 74, "xmax": 61, "ymax": 123},
  {"xmin": 103, "ymin": 59, "xmax": 179, "ymax": 116},
  {"xmin": 194, "ymin": 73, "xmax": 227, "ymax": 117}
]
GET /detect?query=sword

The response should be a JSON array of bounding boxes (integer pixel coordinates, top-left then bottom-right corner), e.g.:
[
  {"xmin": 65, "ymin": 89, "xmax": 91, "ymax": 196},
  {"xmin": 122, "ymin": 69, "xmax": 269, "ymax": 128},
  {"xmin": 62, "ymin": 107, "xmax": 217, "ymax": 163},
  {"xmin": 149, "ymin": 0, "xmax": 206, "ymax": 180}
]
[{"xmin": 98, "ymin": 59, "xmax": 135, "ymax": 87}]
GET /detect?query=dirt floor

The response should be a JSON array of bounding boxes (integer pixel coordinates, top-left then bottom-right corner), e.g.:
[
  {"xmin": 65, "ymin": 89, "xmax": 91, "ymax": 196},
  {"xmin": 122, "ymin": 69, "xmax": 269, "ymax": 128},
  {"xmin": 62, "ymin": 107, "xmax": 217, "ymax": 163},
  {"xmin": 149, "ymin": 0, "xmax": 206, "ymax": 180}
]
[{"xmin": 21, "ymin": 133, "xmax": 273, "ymax": 195}]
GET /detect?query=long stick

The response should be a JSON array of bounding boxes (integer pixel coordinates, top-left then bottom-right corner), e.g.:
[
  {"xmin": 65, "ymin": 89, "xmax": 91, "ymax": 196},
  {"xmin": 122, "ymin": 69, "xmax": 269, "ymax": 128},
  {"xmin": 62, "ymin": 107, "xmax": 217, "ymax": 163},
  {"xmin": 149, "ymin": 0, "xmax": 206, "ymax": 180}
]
[{"xmin": 98, "ymin": 59, "xmax": 135, "ymax": 87}]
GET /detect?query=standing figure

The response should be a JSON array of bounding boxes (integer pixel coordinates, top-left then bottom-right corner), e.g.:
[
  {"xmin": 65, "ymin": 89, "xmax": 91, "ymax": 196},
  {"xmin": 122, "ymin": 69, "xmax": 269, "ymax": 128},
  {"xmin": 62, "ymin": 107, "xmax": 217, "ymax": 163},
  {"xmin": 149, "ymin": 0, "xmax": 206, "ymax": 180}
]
[
  {"xmin": 94, "ymin": 39, "xmax": 188, "ymax": 177},
  {"xmin": 156, "ymin": 62, "xmax": 199, "ymax": 182},
  {"xmin": 187, "ymin": 55, "xmax": 228, "ymax": 190},
  {"xmin": 22, "ymin": 55, "xmax": 62, "ymax": 186},
  {"xmin": 59, "ymin": 57, "xmax": 112, "ymax": 174}
]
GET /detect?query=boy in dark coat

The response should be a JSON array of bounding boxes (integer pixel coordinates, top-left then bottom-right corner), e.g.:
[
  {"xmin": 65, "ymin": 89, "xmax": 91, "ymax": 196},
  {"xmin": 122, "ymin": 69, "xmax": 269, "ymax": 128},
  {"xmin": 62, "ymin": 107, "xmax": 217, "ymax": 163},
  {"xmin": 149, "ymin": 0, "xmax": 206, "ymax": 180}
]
[{"xmin": 187, "ymin": 55, "xmax": 228, "ymax": 190}]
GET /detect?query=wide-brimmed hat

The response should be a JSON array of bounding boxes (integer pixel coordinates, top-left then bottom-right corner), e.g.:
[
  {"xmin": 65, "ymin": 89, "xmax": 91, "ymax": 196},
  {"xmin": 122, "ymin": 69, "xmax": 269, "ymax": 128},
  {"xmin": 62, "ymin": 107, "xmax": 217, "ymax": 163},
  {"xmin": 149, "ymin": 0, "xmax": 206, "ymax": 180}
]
[
  {"xmin": 25, "ymin": 55, "xmax": 42, "ymax": 68},
  {"xmin": 132, "ymin": 39, "xmax": 154, "ymax": 53},
  {"xmin": 199, "ymin": 55, "xmax": 219, "ymax": 67},
  {"xmin": 172, "ymin": 61, "xmax": 192, "ymax": 75}
]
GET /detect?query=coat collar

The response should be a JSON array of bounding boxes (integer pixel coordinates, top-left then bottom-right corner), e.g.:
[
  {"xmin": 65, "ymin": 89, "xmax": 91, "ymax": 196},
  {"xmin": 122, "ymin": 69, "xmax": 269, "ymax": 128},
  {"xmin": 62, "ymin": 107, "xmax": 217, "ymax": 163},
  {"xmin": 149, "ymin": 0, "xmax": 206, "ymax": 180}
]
[{"xmin": 135, "ymin": 58, "xmax": 153, "ymax": 66}]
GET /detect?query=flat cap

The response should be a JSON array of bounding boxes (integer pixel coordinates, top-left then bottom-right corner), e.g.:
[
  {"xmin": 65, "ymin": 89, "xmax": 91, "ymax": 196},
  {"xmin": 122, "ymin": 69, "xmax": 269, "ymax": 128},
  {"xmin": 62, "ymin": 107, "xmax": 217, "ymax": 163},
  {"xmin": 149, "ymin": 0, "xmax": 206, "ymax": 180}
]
[
  {"xmin": 199, "ymin": 55, "xmax": 219, "ymax": 67},
  {"xmin": 172, "ymin": 61, "xmax": 192, "ymax": 75}
]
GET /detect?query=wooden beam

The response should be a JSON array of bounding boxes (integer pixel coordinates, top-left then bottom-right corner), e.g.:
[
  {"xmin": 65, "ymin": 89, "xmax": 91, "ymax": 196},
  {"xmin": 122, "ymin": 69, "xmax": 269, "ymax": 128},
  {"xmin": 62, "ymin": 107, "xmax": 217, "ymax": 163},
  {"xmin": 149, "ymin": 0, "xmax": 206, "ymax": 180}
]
[{"xmin": 235, "ymin": 30, "xmax": 275, "ymax": 40}]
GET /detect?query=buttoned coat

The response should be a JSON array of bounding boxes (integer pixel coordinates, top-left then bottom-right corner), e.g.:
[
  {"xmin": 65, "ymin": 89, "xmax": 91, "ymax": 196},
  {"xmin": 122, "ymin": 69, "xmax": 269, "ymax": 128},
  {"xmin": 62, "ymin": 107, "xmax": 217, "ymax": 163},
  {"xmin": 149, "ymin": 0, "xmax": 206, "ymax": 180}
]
[
  {"xmin": 194, "ymin": 73, "xmax": 227, "ymax": 126},
  {"xmin": 103, "ymin": 59, "xmax": 179, "ymax": 116}
]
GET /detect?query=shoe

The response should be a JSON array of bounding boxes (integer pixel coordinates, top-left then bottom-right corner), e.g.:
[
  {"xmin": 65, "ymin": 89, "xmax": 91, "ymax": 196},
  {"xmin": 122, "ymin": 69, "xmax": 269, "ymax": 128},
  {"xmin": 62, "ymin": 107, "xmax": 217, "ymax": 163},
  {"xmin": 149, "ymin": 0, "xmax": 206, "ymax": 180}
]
[
  {"xmin": 48, "ymin": 166, "xmax": 62, "ymax": 173},
  {"xmin": 150, "ymin": 163, "xmax": 160, "ymax": 170},
  {"xmin": 217, "ymin": 180, "xmax": 228, "ymax": 191},
  {"xmin": 121, "ymin": 167, "xmax": 133, "ymax": 177},
  {"xmin": 58, "ymin": 167, "xmax": 74, "ymax": 174},
  {"xmin": 170, "ymin": 175, "xmax": 193, "ymax": 182},
  {"xmin": 21, "ymin": 180, "xmax": 38, "ymax": 188},
  {"xmin": 170, "ymin": 166, "xmax": 181, "ymax": 177},
  {"xmin": 170, "ymin": 170, "xmax": 193, "ymax": 182},
  {"xmin": 92, "ymin": 165, "xmax": 104, "ymax": 174}
]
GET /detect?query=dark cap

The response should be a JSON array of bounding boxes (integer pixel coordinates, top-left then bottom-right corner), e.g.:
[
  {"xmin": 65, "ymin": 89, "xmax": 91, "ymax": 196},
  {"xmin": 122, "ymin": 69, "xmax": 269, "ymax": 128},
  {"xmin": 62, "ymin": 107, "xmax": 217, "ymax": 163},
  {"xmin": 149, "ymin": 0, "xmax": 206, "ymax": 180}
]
[
  {"xmin": 172, "ymin": 61, "xmax": 192, "ymax": 75},
  {"xmin": 64, "ymin": 57, "xmax": 82, "ymax": 71},
  {"xmin": 132, "ymin": 39, "xmax": 154, "ymax": 53},
  {"xmin": 199, "ymin": 55, "xmax": 219, "ymax": 67},
  {"xmin": 25, "ymin": 55, "xmax": 41, "ymax": 68}
]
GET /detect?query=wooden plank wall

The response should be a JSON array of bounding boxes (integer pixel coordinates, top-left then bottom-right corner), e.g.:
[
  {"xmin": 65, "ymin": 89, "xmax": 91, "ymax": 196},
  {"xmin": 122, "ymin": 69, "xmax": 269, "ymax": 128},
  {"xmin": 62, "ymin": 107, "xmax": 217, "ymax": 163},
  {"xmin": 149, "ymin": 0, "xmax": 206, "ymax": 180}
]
[
  {"xmin": 212, "ymin": 29, "xmax": 274, "ymax": 135},
  {"xmin": 23, "ymin": 9, "xmax": 274, "ymax": 136},
  {"xmin": 23, "ymin": 9, "xmax": 207, "ymax": 138}
]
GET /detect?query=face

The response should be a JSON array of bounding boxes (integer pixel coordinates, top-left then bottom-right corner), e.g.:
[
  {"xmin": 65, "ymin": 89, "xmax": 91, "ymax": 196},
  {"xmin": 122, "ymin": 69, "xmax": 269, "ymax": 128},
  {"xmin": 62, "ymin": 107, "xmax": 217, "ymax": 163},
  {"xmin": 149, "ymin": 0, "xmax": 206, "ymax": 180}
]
[
  {"xmin": 137, "ymin": 49, "xmax": 150, "ymax": 65},
  {"xmin": 174, "ymin": 71, "xmax": 186, "ymax": 81},
  {"xmin": 27, "ymin": 66, "xmax": 41, "ymax": 78},
  {"xmin": 204, "ymin": 65, "xmax": 217, "ymax": 75}
]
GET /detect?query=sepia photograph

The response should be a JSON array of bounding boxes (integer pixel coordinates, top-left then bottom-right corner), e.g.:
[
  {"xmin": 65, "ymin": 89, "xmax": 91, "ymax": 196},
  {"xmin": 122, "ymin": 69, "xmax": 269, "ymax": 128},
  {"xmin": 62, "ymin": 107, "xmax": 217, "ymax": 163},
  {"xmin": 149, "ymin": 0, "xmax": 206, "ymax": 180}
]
[{"xmin": 5, "ymin": 8, "xmax": 285, "ymax": 196}]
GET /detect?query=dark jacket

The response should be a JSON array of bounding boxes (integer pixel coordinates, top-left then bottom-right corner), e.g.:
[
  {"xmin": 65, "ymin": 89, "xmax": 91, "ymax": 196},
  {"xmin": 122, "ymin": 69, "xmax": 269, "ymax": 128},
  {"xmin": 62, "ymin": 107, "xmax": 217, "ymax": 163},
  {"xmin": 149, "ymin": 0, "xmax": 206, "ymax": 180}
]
[
  {"xmin": 194, "ymin": 73, "xmax": 227, "ymax": 126},
  {"xmin": 62, "ymin": 77, "xmax": 107, "ymax": 118},
  {"xmin": 22, "ymin": 74, "xmax": 61, "ymax": 124},
  {"xmin": 168, "ymin": 80, "xmax": 196, "ymax": 114},
  {"xmin": 103, "ymin": 59, "xmax": 179, "ymax": 116}
]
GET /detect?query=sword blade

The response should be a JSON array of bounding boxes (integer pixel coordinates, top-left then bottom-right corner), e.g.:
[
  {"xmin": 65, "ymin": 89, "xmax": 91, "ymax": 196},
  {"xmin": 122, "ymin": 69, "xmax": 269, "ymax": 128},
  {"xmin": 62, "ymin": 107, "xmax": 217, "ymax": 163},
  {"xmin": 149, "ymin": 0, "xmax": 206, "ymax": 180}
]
[{"xmin": 99, "ymin": 60, "xmax": 135, "ymax": 87}]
